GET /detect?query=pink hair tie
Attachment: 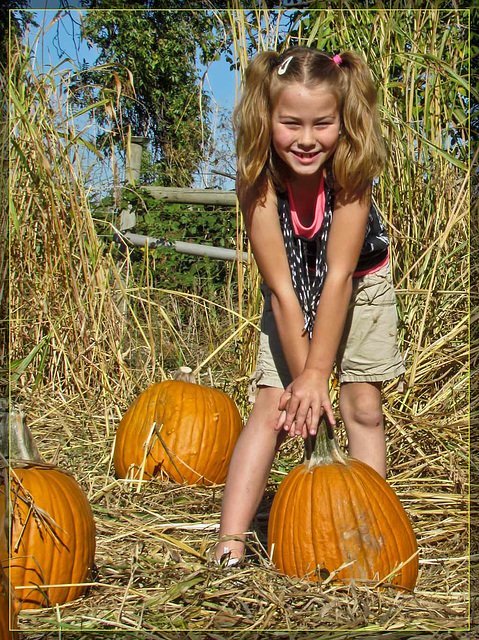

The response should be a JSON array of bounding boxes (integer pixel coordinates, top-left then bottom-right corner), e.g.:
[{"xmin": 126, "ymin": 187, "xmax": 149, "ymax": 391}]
[{"xmin": 333, "ymin": 54, "xmax": 343, "ymax": 65}]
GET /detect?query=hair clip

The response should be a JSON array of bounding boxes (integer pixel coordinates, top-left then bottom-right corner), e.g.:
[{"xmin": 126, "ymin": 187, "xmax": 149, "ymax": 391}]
[
  {"xmin": 332, "ymin": 54, "xmax": 343, "ymax": 66},
  {"xmin": 278, "ymin": 55, "xmax": 293, "ymax": 75}
]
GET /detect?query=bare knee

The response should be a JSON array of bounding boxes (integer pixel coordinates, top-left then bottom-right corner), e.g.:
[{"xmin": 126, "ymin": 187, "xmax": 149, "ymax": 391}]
[
  {"xmin": 339, "ymin": 383, "xmax": 383, "ymax": 430},
  {"xmin": 247, "ymin": 386, "xmax": 287, "ymax": 442},
  {"xmin": 351, "ymin": 397, "xmax": 383, "ymax": 428}
]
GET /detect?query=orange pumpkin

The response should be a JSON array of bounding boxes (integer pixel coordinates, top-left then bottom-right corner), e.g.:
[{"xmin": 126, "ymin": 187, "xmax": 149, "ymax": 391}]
[
  {"xmin": 113, "ymin": 368, "xmax": 243, "ymax": 485},
  {"xmin": 0, "ymin": 509, "xmax": 19, "ymax": 639},
  {"xmin": 0, "ymin": 531, "xmax": 20, "ymax": 639},
  {"xmin": 267, "ymin": 419, "xmax": 418, "ymax": 590},
  {"xmin": 0, "ymin": 565, "xmax": 19, "ymax": 639},
  {"xmin": 1, "ymin": 465, "xmax": 96, "ymax": 609},
  {"xmin": 0, "ymin": 402, "xmax": 96, "ymax": 609}
]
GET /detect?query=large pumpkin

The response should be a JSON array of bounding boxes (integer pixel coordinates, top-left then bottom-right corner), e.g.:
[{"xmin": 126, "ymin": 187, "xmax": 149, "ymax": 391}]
[
  {"xmin": 0, "ymin": 401, "xmax": 96, "ymax": 609},
  {"xmin": 113, "ymin": 368, "xmax": 243, "ymax": 485},
  {"xmin": 267, "ymin": 419, "xmax": 418, "ymax": 591}
]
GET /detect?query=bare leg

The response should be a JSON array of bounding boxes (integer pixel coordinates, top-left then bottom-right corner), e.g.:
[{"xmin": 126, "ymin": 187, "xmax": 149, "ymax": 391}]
[
  {"xmin": 215, "ymin": 386, "xmax": 286, "ymax": 563},
  {"xmin": 339, "ymin": 381, "xmax": 387, "ymax": 478}
]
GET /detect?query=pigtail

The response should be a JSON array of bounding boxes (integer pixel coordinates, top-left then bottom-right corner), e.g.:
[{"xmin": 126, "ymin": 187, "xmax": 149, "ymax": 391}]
[
  {"xmin": 332, "ymin": 51, "xmax": 386, "ymax": 193},
  {"xmin": 233, "ymin": 50, "xmax": 279, "ymax": 198}
]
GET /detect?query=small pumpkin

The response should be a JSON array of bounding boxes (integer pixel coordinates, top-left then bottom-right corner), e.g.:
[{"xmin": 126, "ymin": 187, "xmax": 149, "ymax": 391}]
[
  {"xmin": 0, "ymin": 401, "xmax": 96, "ymax": 609},
  {"xmin": 113, "ymin": 367, "xmax": 243, "ymax": 485},
  {"xmin": 267, "ymin": 418, "xmax": 418, "ymax": 591}
]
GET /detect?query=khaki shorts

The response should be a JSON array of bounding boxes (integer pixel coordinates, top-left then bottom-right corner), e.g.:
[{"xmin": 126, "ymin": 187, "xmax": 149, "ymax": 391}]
[{"xmin": 248, "ymin": 262, "xmax": 405, "ymax": 401}]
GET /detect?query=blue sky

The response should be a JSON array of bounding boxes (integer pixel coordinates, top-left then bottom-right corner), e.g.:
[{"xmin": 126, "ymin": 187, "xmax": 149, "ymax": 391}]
[
  {"xmin": 21, "ymin": 7, "xmax": 238, "ymax": 189},
  {"xmin": 25, "ymin": 8, "xmax": 236, "ymax": 111}
]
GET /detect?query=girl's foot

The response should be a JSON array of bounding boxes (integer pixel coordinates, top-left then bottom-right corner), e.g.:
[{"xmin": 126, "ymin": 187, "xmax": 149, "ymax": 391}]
[
  {"xmin": 214, "ymin": 540, "xmax": 245, "ymax": 566},
  {"xmin": 217, "ymin": 546, "xmax": 242, "ymax": 567}
]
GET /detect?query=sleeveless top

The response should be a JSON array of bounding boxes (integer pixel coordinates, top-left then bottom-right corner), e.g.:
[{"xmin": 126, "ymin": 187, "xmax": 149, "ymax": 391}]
[{"xmin": 277, "ymin": 177, "xmax": 389, "ymax": 337}]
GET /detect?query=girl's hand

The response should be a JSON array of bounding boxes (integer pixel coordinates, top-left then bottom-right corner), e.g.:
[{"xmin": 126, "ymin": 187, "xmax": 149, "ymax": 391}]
[{"xmin": 275, "ymin": 369, "xmax": 336, "ymax": 438}]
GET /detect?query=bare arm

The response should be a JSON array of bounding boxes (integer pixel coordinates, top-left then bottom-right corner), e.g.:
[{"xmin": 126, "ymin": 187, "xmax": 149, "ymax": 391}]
[
  {"xmin": 238, "ymin": 180, "xmax": 309, "ymax": 379},
  {"xmin": 278, "ymin": 187, "xmax": 372, "ymax": 437}
]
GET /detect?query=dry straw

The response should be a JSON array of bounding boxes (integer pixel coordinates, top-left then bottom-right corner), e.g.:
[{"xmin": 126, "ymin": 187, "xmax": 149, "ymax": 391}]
[{"xmin": 6, "ymin": 5, "xmax": 473, "ymax": 636}]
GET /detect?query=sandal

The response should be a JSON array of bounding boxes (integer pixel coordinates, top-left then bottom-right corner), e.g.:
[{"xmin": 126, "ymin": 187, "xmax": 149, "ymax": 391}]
[{"xmin": 218, "ymin": 546, "xmax": 243, "ymax": 567}]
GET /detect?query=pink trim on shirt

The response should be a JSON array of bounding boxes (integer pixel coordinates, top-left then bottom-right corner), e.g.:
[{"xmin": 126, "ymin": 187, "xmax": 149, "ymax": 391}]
[
  {"xmin": 353, "ymin": 251, "xmax": 389, "ymax": 278},
  {"xmin": 286, "ymin": 175, "xmax": 325, "ymax": 240},
  {"xmin": 287, "ymin": 176, "xmax": 389, "ymax": 278}
]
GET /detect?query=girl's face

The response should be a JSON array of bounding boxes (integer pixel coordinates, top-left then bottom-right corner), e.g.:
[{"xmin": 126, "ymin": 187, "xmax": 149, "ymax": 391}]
[{"xmin": 271, "ymin": 82, "xmax": 341, "ymax": 185}]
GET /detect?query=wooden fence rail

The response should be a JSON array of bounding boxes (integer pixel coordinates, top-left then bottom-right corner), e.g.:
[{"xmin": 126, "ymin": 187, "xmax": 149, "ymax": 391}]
[{"xmin": 119, "ymin": 138, "xmax": 243, "ymax": 262}]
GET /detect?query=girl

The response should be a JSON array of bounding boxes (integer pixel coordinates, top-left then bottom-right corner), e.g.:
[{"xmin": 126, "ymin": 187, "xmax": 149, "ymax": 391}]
[{"xmin": 215, "ymin": 47, "xmax": 405, "ymax": 565}]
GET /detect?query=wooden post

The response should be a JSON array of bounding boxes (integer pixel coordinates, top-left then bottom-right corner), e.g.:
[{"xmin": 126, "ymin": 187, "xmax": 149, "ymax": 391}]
[
  {"xmin": 116, "ymin": 136, "xmax": 149, "ymax": 318},
  {"xmin": 125, "ymin": 136, "xmax": 149, "ymax": 187}
]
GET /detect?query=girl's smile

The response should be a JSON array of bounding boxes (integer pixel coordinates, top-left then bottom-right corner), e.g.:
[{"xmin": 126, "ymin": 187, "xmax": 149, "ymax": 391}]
[{"xmin": 271, "ymin": 83, "xmax": 341, "ymax": 183}]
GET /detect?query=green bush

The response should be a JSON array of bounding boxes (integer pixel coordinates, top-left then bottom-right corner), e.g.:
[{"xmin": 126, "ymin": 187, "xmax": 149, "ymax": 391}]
[{"xmin": 94, "ymin": 187, "xmax": 241, "ymax": 299}]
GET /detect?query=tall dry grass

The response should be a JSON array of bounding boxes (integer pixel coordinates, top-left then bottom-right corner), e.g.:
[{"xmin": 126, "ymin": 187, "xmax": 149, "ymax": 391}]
[
  {"xmin": 9, "ymin": 37, "xmax": 127, "ymax": 404},
  {"xmin": 0, "ymin": 63, "xmax": 7, "ymax": 399}
]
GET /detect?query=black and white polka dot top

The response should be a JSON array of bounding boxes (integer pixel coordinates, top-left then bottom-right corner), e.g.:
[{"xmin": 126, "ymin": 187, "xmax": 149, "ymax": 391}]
[{"xmin": 277, "ymin": 180, "xmax": 389, "ymax": 338}]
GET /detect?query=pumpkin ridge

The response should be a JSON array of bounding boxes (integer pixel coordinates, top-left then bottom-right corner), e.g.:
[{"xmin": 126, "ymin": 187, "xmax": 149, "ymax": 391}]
[
  {"xmin": 289, "ymin": 469, "xmax": 302, "ymax": 577},
  {"xmin": 290, "ymin": 464, "xmax": 304, "ymax": 577},
  {"xmin": 81, "ymin": 477, "xmax": 96, "ymax": 590},
  {"xmin": 172, "ymin": 382, "xmax": 185, "ymax": 482},
  {"xmin": 364, "ymin": 465, "xmax": 403, "ymax": 580},
  {"xmin": 29, "ymin": 470, "xmax": 53, "ymax": 607},
  {"xmin": 156, "ymin": 382, "xmax": 174, "ymax": 481},
  {"xmin": 219, "ymin": 394, "xmax": 230, "ymax": 480},
  {"xmin": 75, "ymin": 474, "xmax": 95, "ymax": 595},
  {"xmin": 355, "ymin": 462, "xmax": 408, "ymax": 582},
  {"xmin": 185, "ymin": 382, "xmax": 198, "ymax": 483},
  {"xmin": 48, "ymin": 470, "xmax": 68, "ymax": 602},
  {"xmin": 178, "ymin": 381, "xmax": 196, "ymax": 483},
  {"xmin": 11, "ymin": 472, "xmax": 31, "ymax": 604},
  {"xmin": 325, "ymin": 466, "xmax": 342, "ymax": 578},
  {"xmin": 24, "ymin": 469, "xmax": 53, "ymax": 607},
  {"xmin": 356, "ymin": 463, "xmax": 417, "ymax": 585},
  {"xmin": 311, "ymin": 461, "xmax": 335, "ymax": 579},
  {"xmin": 151, "ymin": 384, "xmax": 165, "ymax": 478},
  {"xmin": 276, "ymin": 468, "xmax": 299, "ymax": 575},
  {"xmin": 346, "ymin": 463, "xmax": 389, "ymax": 580},
  {"xmin": 310, "ymin": 463, "xmax": 322, "ymax": 577},
  {"xmin": 218, "ymin": 391, "xmax": 236, "ymax": 483},
  {"xmin": 190, "ymin": 382, "xmax": 204, "ymax": 483},
  {"xmin": 215, "ymin": 393, "xmax": 231, "ymax": 483},
  {"xmin": 59, "ymin": 471, "xmax": 78, "ymax": 602},
  {"xmin": 198, "ymin": 387, "xmax": 213, "ymax": 484},
  {"xmin": 297, "ymin": 470, "xmax": 316, "ymax": 577},
  {"xmin": 292, "ymin": 467, "xmax": 309, "ymax": 577},
  {"xmin": 66, "ymin": 471, "xmax": 88, "ymax": 602},
  {"xmin": 205, "ymin": 391, "xmax": 220, "ymax": 484},
  {"xmin": 45, "ymin": 469, "xmax": 71, "ymax": 603}
]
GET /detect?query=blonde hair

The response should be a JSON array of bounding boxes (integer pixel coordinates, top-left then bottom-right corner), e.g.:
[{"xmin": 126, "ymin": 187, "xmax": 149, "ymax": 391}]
[{"xmin": 233, "ymin": 46, "xmax": 386, "ymax": 198}]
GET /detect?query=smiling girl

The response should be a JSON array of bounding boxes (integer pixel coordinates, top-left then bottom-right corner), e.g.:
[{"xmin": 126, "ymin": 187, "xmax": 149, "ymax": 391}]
[{"xmin": 215, "ymin": 47, "xmax": 405, "ymax": 565}]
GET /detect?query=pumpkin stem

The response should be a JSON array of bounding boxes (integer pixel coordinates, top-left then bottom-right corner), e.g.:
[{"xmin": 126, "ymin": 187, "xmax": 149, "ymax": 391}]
[
  {"xmin": 305, "ymin": 417, "xmax": 348, "ymax": 470},
  {"xmin": 0, "ymin": 400, "xmax": 43, "ymax": 464},
  {"xmin": 172, "ymin": 367, "xmax": 197, "ymax": 384}
]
